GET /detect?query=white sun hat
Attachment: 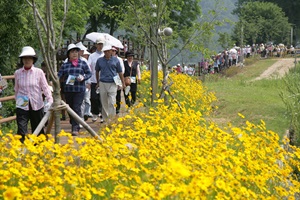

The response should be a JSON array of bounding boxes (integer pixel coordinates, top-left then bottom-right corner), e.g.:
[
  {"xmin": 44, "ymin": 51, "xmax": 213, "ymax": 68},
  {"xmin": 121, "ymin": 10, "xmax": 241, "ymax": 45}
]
[
  {"xmin": 76, "ymin": 42, "xmax": 87, "ymax": 51},
  {"xmin": 102, "ymin": 45, "xmax": 112, "ymax": 52},
  {"xmin": 67, "ymin": 44, "xmax": 80, "ymax": 52},
  {"xmin": 96, "ymin": 37, "xmax": 106, "ymax": 44},
  {"xmin": 19, "ymin": 46, "xmax": 37, "ymax": 58},
  {"xmin": 83, "ymin": 49, "xmax": 90, "ymax": 55}
]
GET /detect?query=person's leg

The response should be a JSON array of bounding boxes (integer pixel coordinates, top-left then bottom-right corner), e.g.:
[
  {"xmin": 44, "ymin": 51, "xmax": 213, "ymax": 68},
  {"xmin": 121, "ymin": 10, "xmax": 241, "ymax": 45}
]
[
  {"xmin": 99, "ymin": 82, "xmax": 109, "ymax": 120},
  {"xmin": 64, "ymin": 92, "xmax": 75, "ymax": 130},
  {"xmin": 130, "ymin": 83, "xmax": 137, "ymax": 105},
  {"xmin": 72, "ymin": 91, "xmax": 85, "ymax": 132},
  {"xmin": 16, "ymin": 108, "xmax": 29, "ymax": 143},
  {"xmin": 90, "ymin": 83, "xmax": 100, "ymax": 121},
  {"xmin": 106, "ymin": 83, "xmax": 118, "ymax": 118},
  {"xmin": 84, "ymin": 89, "xmax": 91, "ymax": 120},
  {"xmin": 116, "ymin": 89, "xmax": 121, "ymax": 114},
  {"xmin": 29, "ymin": 106, "xmax": 45, "ymax": 136}
]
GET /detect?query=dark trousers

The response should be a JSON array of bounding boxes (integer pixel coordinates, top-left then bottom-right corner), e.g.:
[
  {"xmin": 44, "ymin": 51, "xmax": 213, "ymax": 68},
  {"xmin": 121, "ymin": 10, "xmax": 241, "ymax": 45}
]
[
  {"xmin": 16, "ymin": 102, "xmax": 45, "ymax": 143},
  {"xmin": 124, "ymin": 83, "xmax": 137, "ymax": 107},
  {"xmin": 90, "ymin": 83, "xmax": 101, "ymax": 115},
  {"xmin": 116, "ymin": 89, "xmax": 122, "ymax": 113},
  {"xmin": 65, "ymin": 91, "xmax": 85, "ymax": 132}
]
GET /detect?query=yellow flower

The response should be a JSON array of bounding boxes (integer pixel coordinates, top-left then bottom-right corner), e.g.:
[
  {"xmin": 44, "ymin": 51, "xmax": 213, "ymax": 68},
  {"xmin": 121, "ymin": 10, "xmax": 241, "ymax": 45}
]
[{"xmin": 3, "ymin": 187, "xmax": 21, "ymax": 200}]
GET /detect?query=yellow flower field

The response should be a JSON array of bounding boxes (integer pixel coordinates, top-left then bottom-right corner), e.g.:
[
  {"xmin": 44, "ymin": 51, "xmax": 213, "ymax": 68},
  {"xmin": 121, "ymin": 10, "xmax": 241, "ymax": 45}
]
[{"xmin": 0, "ymin": 71, "xmax": 299, "ymax": 199}]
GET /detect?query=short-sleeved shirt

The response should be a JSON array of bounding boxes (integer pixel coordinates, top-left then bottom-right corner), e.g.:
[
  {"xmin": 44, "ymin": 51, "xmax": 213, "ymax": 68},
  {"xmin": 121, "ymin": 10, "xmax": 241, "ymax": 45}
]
[
  {"xmin": 58, "ymin": 59, "xmax": 92, "ymax": 92},
  {"xmin": 95, "ymin": 56, "xmax": 122, "ymax": 83}
]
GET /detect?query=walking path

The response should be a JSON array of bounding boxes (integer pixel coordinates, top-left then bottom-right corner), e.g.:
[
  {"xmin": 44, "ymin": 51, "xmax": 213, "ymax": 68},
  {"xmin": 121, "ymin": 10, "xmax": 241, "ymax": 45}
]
[{"xmin": 253, "ymin": 58, "xmax": 297, "ymax": 81}]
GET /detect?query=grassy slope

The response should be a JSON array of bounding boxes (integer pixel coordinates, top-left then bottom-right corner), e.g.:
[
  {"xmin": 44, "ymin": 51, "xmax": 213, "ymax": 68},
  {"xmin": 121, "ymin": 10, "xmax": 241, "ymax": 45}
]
[{"xmin": 203, "ymin": 58, "xmax": 290, "ymax": 138}]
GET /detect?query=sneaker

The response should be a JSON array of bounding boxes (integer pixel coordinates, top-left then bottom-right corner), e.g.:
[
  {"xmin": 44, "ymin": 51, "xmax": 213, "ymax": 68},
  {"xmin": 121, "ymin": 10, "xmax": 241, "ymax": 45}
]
[
  {"xmin": 72, "ymin": 131, "xmax": 79, "ymax": 136},
  {"xmin": 79, "ymin": 124, "xmax": 83, "ymax": 128},
  {"xmin": 84, "ymin": 115, "xmax": 89, "ymax": 121},
  {"xmin": 99, "ymin": 114, "xmax": 104, "ymax": 123},
  {"xmin": 92, "ymin": 114, "xmax": 97, "ymax": 122}
]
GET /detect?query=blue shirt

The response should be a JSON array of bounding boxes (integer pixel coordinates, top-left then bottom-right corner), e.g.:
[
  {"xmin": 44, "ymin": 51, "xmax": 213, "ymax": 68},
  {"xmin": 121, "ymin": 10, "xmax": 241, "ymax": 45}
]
[
  {"xmin": 95, "ymin": 56, "xmax": 122, "ymax": 83},
  {"xmin": 58, "ymin": 59, "xmax": 92, "ymax": 92}
]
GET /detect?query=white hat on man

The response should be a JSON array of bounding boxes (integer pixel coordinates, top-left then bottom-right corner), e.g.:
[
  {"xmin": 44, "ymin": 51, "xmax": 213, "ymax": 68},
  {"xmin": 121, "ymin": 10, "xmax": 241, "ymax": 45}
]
[
  {"xmin": 102, "ymin": 45, "xmax": 112, "ymax": 52},
  {"xmin": 96, "ymin": 37, "xmax": 105, "ymax": 44}
]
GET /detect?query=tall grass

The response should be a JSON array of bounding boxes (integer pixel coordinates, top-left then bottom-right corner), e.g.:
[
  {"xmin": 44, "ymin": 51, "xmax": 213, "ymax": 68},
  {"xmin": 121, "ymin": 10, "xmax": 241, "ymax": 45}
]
[
  {"xmin": 280, "ymin": 61, "xmax": 300, "ymax": 146},
  {"xmin": 204, "ymin": 59, "xmax": 290, "ymax": 138}
]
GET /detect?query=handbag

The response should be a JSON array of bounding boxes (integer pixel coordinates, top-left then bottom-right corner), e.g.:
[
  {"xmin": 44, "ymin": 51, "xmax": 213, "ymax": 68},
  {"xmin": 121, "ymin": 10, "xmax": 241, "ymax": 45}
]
[{"xmin": 124, "ymin": 65, "xmax": 133, "ymax": 86}]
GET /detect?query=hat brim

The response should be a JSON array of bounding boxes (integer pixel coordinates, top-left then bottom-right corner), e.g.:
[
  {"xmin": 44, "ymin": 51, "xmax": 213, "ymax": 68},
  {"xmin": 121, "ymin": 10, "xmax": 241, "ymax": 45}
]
[
  {"xmin": 126, "ymin": 54, "xmax": 134, "ymax": 57},
  {"xmin": 19, "ymin": 54, "xmax": 37, "ymax": 58},
  {"xmin": 67, "ymin": 47, "xmax": 80, "ymax": 53}
]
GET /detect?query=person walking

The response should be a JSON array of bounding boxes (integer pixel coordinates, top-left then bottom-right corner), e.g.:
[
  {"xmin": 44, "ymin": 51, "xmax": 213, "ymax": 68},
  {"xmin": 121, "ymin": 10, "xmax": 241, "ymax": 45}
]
[
  {"xmin": 88, "ymin": 37, "xmax": 105, "ymax": 122},
  {"xmin": 95, "ymin": 45, "xmax": 125, "ymax": 122},
  {"xmin": 58, "ymin": 44, "xmax": 92, "ymax": 136},
  {"xmin": 76, "ymin": 42, "xmax": 92, "ymax": 122},
  {"xmin": 123, "ymin": 50, "xmax": 141, "ymax": 107},
  {"xmin": 14, "ymin": 46, "xmax": 53, "ymax": 143},
  {"xmin": 111, "ymin": 46, "xmax": 125, "ymax": 114}
]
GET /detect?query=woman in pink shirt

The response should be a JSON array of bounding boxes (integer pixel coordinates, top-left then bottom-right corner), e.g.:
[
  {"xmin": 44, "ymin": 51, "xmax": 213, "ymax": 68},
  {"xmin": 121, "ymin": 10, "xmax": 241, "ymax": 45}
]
[{"xmin": 14, "ymin": 46, "xmax": 53, "ymax": 143}]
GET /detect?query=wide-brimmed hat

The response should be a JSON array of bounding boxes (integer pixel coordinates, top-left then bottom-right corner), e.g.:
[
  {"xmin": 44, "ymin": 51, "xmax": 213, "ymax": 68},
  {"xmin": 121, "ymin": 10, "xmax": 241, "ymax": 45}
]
[
  {"xmin": 83, "ymin": 49, "xmax": 90, "ymax": 55},
  {"xmin": 75, "ymin": 42, "xmax": 87, "ymax": 51},
  {"xmin": 112, "ymin": 46, "xmax": 118, "ymax": 51},
  {"xmin": 102, "ymin": 45, "xmax": 112, "ymax": 52},
  {"xmin": 19, "ymin": 46, "xmax": 37, "ymax": 58},
  {"xmin": 125, "ymin": 51, "xmax": 134, "ymax": 58},
  {"xmin": 67, "ymin": 44, "xmax": 80, "ymax": 54},
  {"xmin": 96, "ymin": 37, "xmax": 105, "ymax": 44}
]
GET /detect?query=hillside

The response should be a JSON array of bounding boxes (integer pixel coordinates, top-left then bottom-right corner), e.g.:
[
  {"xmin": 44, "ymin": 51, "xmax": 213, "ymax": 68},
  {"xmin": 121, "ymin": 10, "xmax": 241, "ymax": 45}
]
[{"xmin": 204, "ymin": 57, "xmax": 297, "ymax": 137}]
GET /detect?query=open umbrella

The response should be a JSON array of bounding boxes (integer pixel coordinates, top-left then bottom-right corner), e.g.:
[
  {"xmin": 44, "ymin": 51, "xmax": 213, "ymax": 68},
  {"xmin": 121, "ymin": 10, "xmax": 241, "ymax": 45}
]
[{"xmin": 86, "ymin": 32, "xmax": 124, "ymax": 49}]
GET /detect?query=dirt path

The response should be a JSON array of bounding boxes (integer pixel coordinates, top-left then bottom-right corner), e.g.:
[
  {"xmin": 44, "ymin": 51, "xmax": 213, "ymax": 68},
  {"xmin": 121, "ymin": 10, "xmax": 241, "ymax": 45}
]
[{"xmin": 253, "ymin": 58, "xmax": 297, "ymax": 81}]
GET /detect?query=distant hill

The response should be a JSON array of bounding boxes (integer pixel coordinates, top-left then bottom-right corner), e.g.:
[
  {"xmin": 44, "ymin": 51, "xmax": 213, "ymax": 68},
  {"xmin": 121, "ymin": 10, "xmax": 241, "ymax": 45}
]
[{"xmin": 170, "ymin": 0, "xmax": 238, "ymax": 66}]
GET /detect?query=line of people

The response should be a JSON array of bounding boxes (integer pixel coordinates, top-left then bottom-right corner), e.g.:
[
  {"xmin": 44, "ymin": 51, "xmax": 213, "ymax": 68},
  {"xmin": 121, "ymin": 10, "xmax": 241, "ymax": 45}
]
[{"xmin": 14, "ymin": 37, "xmax": 141, "ymax": 140}]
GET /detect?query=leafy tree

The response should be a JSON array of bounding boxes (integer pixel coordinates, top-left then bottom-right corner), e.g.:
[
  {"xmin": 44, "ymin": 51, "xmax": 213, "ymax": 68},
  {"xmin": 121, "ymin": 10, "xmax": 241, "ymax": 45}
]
[
  {"xmin": 218, "ymin": 32, "xmax": 235, "ymax": 50},
  {"xmin": 0, "ymin": 1, "xmax": 38, "ymax": 75},
  {"xmin": 118, "ymin": 0, "xmax": 224, "ymax": 104},
  {"xmin": 232, "ymin": 1, "xmax": 290, "ymax": 45},
  {"xmin": 234, "ymin": 0, "xmax": 300, "ymax": 44},
  {"xmin": 83, "ymin": 0, "xmax": 124, "ymax": 38},
  {"xmin": 25, "ymin": 0, "xmax": 100, "ymax": 139}
]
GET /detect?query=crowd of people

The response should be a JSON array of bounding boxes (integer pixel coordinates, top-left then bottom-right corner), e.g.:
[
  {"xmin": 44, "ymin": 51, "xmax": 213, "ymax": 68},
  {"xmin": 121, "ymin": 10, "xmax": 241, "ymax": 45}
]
[
  {"xmin": 10, "ymin": 37, "xmax": 142, "ymax": 140},
  {"xmin": 195, "ymin": 42, "xmax": 298, "ymax": 75},
  {"xmin": 4, "ymin": 39, "xmax": 297, "ymax": 140}
]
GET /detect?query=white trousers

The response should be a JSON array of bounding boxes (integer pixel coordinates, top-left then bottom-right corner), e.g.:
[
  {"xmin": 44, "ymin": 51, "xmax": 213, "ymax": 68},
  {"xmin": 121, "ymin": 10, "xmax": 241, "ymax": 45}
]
[{"xmin": 99, "ymin": 82, "xmax": 117, "ymax": 120}]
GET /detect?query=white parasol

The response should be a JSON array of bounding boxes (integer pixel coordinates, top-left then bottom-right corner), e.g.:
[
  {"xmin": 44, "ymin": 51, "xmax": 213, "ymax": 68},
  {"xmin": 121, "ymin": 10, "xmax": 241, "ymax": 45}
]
[{"xmin": 86, "ymin": 32, "xmax": 124, "ymax": 49}]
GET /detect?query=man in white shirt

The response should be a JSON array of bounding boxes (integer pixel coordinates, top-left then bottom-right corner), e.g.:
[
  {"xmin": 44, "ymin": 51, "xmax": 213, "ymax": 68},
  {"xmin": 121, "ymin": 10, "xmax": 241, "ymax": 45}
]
[
  {"xmin": 87, "ymin": 37, "xmax": 105, "ymax": 122},
  {"xmin": 111, "ymin": 46, "xmax": 125, "ymax": 114}
]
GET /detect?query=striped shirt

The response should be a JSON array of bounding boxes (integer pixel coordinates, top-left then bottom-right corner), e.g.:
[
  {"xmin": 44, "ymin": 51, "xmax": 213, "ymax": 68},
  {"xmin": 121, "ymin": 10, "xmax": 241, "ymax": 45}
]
[
  {"xmin": 58, "ymin": 58, "xmax": 92, "ymax": 92},
  {"xmin": 14, "ymin": 66, "xmax": 53, "ymax": 111}
]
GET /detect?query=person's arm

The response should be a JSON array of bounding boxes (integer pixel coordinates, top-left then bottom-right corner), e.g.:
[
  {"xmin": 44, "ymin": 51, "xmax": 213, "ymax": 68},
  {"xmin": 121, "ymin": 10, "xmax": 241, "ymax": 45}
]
[
  {"xmin": 95, "ymin": 59, "xmax": 100, "ymax": 87},
  {"xmin": 83, "ymin": 62, "xmax": 92, "ymax": 81},
  {"xmin": 40, "ymin": 71, "xmax": 53, "ymax": 104},
  {"xmin": 136, "ymin": 64, "xmax": 141, "ymax": 84},
  {"xmin": 119, "ymin": 72, "xmax": 125, "ymax": 89}
]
